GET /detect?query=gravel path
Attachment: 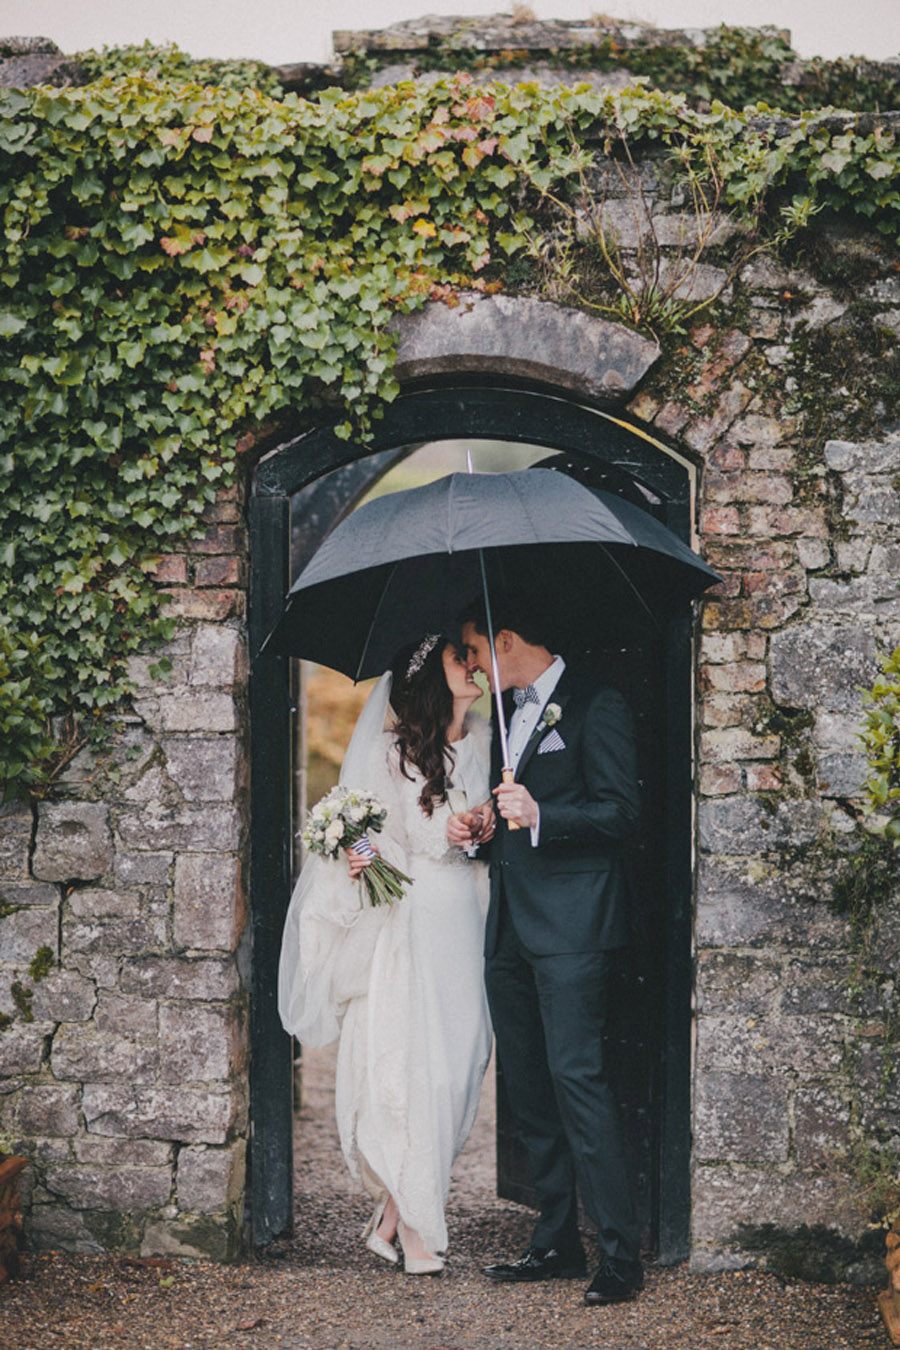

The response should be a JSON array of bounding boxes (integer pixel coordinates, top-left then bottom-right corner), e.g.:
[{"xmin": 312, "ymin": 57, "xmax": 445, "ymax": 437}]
[{"xmin": 2, "ymin": 1045, "xmax": 885, "ymax": 1348}]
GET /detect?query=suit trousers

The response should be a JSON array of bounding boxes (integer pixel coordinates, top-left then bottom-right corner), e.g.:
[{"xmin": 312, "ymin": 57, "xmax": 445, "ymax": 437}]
[{"xmin": 485, "ymin": 897, "xmax": 640, "ymax": 1264}]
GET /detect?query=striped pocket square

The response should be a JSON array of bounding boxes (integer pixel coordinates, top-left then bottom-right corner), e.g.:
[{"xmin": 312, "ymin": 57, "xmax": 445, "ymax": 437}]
[{"xmin": 538, "ymin": 730, "xmax": 566, "ymax": 754}]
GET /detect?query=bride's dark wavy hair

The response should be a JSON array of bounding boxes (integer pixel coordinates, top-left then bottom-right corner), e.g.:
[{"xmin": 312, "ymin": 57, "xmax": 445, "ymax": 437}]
[{"xmin": 389, "ymin": 635, "xmax": 455, "ymax": 817}]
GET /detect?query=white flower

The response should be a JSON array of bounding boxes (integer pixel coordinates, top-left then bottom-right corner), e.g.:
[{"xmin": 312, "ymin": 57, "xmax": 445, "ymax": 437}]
[{"xmin": 543, "ymin": 703, "xmax": 562, "ymax": 728}]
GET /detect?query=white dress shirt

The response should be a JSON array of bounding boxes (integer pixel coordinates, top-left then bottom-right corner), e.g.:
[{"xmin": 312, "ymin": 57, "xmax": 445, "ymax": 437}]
[{"xmin": 508, "ymin": 655, "xmax": 565, "ymax": 846}]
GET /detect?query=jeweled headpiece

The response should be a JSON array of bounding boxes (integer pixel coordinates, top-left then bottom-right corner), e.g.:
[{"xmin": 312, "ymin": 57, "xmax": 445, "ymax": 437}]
[{"xmin": 406, "ymin": 633, "xmax": 441, "ymax": 681}]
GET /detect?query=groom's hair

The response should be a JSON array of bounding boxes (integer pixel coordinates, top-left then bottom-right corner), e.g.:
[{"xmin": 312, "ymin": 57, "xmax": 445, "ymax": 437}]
[{"xmin": 459, "ymin": 591, "xmax": 550, "ymax": 649}]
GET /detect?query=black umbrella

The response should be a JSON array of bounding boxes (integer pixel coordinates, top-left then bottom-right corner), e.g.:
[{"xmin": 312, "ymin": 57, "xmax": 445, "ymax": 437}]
[{"xmin": 261, "ymin": 469, "xmax": 720, "ymax": 683}]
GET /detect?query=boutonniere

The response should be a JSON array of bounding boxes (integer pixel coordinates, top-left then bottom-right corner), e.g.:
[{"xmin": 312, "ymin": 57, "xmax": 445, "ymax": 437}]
[{"xmin": 541, "ymin": 703, "xmax": 562, "ymax": 729}]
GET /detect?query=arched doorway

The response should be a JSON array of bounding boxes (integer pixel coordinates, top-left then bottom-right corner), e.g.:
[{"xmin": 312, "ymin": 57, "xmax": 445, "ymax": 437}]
[{"xmin": 248, "ymin": 383, "xmax": 696, "ymax": 1264}]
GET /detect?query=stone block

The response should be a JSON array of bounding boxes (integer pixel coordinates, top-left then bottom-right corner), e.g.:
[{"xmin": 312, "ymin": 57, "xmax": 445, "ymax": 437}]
[
  {"xmin": 730, "ymin": 413, "xmax": 786, "ymax": 449},
  {"xmin": 0, "ymin": 801, "xmax": 34, "ymax": 879},
  {"xmin": 770, "ymin": 622, "xmax": 877, "ymax": 713},
  {"xmin": 173, "ymin": 853, "xmax": 244, "ymax": 952},
  {"xmin": 0, "ymin": 1022, "xmax": 50, "ymax": 1075},
  {"xmin": 696, "ymin": 951, "xmax": 782, "ymax": 1016},
  {"xmin": 855, "ymin": 1040, "xmax": 900, "ymax": 1141},
  {"xmin": 691, "ymin": 1164, "xmax": 864, "ymax": 1251},
  {"xmin": 699, "ymin": 764, "xmax": 741, "ymax": 795},
  {"xmin": 51, "ymin": 1023, "xmax": 160, "ymax": 1085},
  {"xmin": 14, "ymin": 1084, "xmax": 81, "ymax": 1137},
  {"xmin": 177, "ymin": 1140, "xmax": 245, "ymax": 1213},
  {"xmin": 122, "ymin": 762, "xmax": 169, "ymax": 804},
  {"xmin": 28, "ymin": 1204, "xmax": 105, "ymax": 1254},
  {"xmin": 159, "ymin": 1003, "xmax": 244, "ymax": 1083},
  {"xmin": 700, "ymin": 506, "xmax": 741, "ymax": 536},
  {"xmin": 0, "ymin": 881, "xmax": 59, "ymax": 908},
  {"xmin": 744, "ymin": 764, "xmax": 781, "ymax": 792},
  {"xmin": 125, "ymin": 637, "xmax": 191, "ymax": 692},
  {"xmin": 698, "ymin": 797, "xmax": 821, "ymax": 856},
  {"xmin": 694, "ymin": 1071, "xmax": 789, "ymax": 1162},
  {"xmin": 115, "ymin": 802, "xmax": 241, "ymax": 852},
  {"xmin": 818, "ymin": 751, "xmax": 867, "ymax": 798},
  {"xmin": 189, "ymin": 625, "xmax": 244, "ymax": 688},
  {"xmin": 32, "ymin": 802, "xmax": 113, "ymax": 882},
  {"xmin": 119, "ymin": 956, "xmax": 239, "ymax": 1001},
  {"xmin": 75, "ymin": 1136, "xmax": 172, "ymax": 1165},
  {"xmin": 30, "ymin": 970, "xmax": 96, "ymax": 1023},
  {"xmin": 188, "ymin": 524, "xmax": 243, "ymax": 555},
  {"xmin": 0, "ymin": 903, "xmax": 58, "ymax": 963},
  {"xmin": 132, "ymin": 690, "xmax": 237, "ymax": 735},
  {"xmin": 194, "ymin": 556, "xmax": 243, "ymax": 588},
  {"xmin": 779, "ymin": 958, "xmax": 854, "ymax": 1015},
  {"xmin": 93, "ymin": 992, "xmax": 159, "ymax": 1037},
  {"xmin": 67, "ymin": 887, "xmax": 142, "ymax": 920},
  {"xmin": 83, "ymin": 1083, "xmax": 241, "ymax": 1144},
  {"xmin": 700, "ymin": 728, "xmax": 780, "ymax": 761},
  {"xmin": 147, "ymin": 554, "xmax": 189, "ymax": 585},
  {"xmin": 824, "ymin": 437, "xmax": 900, "ymax": 473},
  {"xmin": 141, "ymin": 1212, "xmax": 239, "ymax": 1260},
  {"xmin": 696, "ymin": 1012, "xmax": 844, "ymax": 1078},
  {"xmin": 159, "ymin": 589, "xmax": 245, "ymax": 623},
  {"xmin": 696, "ymin": 859, "xmax": 844, "ymax": 951},
  {"xmin": 114, "ymin": 851, "xmax": 173, "ymax": 887},
  {"xmin": 793, "ymin": 1085, "xmax": 851, "ymax": 1167},
  {"xmin": 162, "ymin": 737, "xmax": 238, "ymax": 802},
  {"xmin": 45, "ymin": 1164, "xmax": 172, "ymax": 1210},
  {"xmin": 62, "ymin": 911, "xmax": 166, "ymax": 961}
]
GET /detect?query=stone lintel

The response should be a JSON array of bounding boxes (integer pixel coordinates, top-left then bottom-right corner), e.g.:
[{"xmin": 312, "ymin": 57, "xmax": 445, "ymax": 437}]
[{"xmin": 391, "ymin": 292, "xmax": 659, "ymax": 404}]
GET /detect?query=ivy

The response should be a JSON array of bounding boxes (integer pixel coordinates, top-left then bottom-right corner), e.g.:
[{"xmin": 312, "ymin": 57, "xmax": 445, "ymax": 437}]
[
  {"xmin": 0, "ymin": 71, "xmax": 897, "ymax": 799},
  {"xmin": 76, "ymin": 40, "xmax": 284, "ymax": 96},
  {"xmin": 344, "ymin": 25, "xmax": 898, "ymax": 116},
  {"xmin": 861, "ymin": 646, "xmax": 900, "ymax": 844}
]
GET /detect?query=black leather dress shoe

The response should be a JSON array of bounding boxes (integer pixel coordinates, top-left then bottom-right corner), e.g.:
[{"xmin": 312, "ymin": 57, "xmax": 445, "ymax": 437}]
[
  {"xmin": 584, "ymin": 1258, "xmax": 644, "ymax": 1305},
  {"xmin": 483, "ymin": 1246, "xmax": 587, "ymax": 1283}
]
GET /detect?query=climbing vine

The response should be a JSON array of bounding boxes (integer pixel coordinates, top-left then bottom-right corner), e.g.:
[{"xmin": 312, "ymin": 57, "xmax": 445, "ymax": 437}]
[
  {"xmin": 75, "ymin": 40, "xmax": 284, "ymax": 95},
  {"xmin": 860, "ymin": 645, "xmax": 900, "ymax": 844},
  {"xmin": 0, "ymin": 69, "xmax": 897, "ymax": 798},
  {"xmin": 341, "ymin": 25, "xmax": 899, "ymax": 115}
]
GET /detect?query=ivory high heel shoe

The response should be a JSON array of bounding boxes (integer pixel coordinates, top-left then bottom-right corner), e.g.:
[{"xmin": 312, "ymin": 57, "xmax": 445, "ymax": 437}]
[
  {"xmin": 363, "ymin": 1197, "xmax": 399, "ymax": 1265},
  {"xmin": 397, "ymin": 1219, "xmax": 444, "ymax": 1276}
]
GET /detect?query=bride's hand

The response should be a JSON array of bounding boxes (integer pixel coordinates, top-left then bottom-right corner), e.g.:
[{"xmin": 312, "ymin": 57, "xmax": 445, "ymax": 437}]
[
  {"xmin": 345, "ymin": 843, "xmax": 378, "ymax": 879},
  {"xmin": 474, "ymin": 802, "xmax": 496, "ymax": 844},
  {"xmin": 447, "ymin": 812, "xmax": 477, "ymax": 848}
]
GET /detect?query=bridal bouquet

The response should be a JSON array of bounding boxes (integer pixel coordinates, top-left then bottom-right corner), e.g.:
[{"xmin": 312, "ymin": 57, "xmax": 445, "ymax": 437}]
[{"xmin": 301, "ymin": 786, "xmax": 412, "ymax": 907}]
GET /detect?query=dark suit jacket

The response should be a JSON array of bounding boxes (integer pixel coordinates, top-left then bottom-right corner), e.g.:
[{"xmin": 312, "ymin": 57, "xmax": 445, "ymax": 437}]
[{"xmin": 484, "ymin": 669, "xmax": 640, "ymax": 958}]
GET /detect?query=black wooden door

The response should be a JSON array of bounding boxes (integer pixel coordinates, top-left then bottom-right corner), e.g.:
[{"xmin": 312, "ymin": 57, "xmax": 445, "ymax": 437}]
[{"xmin": 249, "ymin": 385, "xmax": 694, "ymax": 1260}]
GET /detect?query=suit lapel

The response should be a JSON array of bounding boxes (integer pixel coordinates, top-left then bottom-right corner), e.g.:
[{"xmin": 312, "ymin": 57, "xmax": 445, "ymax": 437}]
[{"xmin": 516, "ymin": 670, "xmax": 575, "ymax": 782}]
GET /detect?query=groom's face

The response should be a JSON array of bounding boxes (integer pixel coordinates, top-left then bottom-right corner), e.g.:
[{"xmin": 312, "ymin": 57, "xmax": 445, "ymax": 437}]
[{"xmin": 460, "ymin": 621, "xmax": 512, "ymax": 693}]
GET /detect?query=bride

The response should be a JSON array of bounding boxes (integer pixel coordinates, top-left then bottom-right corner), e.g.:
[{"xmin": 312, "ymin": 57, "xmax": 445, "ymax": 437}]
[{"xmin": 278, "ymin": 633, "xmax": 494, "ymax": 1274}]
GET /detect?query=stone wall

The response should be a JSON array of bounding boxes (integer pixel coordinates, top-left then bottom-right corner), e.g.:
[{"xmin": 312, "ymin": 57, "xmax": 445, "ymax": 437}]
[
  {"xmin": 625, "ymin": 303, "xmax": 900, "ymax": 1273},
  {"xmin": 1, "ymin": 15, "xmax": 898, "ymax": 1275},
  {"xmin": 0, "ymin": 484, "xmax": 250, "ymax": 1259}
]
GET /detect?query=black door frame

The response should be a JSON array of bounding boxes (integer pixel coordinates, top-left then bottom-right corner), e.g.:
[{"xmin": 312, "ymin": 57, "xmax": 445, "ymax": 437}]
[{"xmin": 248, "ymin": 384, "xmax": 696, "ymax": 1262}]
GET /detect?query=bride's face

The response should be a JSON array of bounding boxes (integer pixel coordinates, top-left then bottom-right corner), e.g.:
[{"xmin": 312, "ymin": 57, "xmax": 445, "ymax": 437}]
[{"xmin": 441, "ymin": 642, "xmax": 480, "ymax": 701}]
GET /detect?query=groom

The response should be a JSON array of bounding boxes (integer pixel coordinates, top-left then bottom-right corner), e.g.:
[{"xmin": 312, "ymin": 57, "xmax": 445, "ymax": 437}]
[{"xmin": 452, "ymin": 593, "xmax": 644, "ymax": 1306}]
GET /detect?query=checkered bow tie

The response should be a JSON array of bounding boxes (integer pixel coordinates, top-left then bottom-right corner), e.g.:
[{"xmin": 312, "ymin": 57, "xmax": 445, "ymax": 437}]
[{"xmin": 512, "ymin": 684, "xmax": 540, "ymax": 709}]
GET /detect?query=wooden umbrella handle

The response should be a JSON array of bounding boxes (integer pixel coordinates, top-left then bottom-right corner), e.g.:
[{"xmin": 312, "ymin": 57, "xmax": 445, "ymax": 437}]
[{"xmin": 502, "ymin": 767, "xmax": 522, "ymax": 831}]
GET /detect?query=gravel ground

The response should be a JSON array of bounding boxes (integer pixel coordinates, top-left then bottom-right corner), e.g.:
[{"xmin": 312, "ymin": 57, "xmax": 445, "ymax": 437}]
[{"xmin": 2, "ymin": 1045, "xmax": 885, "ymax": 1349}]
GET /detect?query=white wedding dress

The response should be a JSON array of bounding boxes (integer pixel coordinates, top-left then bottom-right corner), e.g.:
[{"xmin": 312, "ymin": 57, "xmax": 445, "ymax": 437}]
[{"xmin": 278, "ymin": 675, "xmax": 492, "ymax": 1254}]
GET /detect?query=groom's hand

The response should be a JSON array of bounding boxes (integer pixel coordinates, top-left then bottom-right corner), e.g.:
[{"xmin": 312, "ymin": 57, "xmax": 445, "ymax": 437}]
[{"xmin": 493, "ymin": 781, "xmax": 539, "ymax": 830}]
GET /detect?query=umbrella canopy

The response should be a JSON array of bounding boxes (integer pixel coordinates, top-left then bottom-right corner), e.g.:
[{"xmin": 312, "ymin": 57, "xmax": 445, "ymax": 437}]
[{"xmin": 262, "ymin": 468, "xmax": 720, "ymax": 678}]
